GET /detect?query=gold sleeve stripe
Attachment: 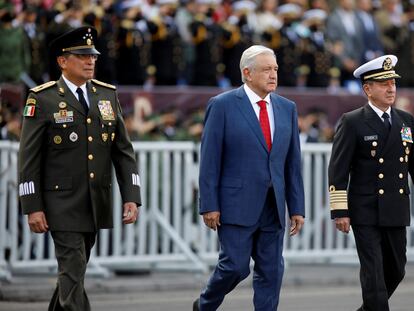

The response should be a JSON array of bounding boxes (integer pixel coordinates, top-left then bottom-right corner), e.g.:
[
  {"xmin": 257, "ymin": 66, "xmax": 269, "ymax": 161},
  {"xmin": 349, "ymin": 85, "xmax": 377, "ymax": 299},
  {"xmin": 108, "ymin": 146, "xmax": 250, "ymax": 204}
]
[
  {"xmin": 330, "ymin": 202, "xmax": 348, "ymax": 210},
  {"xmin": 329, "ymin": 190, "xmax": 348, "ymax": 210}
]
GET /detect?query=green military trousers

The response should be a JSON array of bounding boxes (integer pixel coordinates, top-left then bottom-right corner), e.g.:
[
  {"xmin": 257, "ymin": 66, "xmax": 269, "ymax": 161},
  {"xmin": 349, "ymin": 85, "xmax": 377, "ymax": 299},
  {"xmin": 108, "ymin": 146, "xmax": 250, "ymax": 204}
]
[{"xmin": 48, "ymin": 231, "xmax": 96, "ymax": 311}]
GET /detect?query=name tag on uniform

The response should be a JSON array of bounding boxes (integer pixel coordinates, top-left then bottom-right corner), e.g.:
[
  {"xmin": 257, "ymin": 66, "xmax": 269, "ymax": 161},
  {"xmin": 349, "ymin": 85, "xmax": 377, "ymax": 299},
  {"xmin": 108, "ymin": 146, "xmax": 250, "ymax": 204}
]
[
  {"xmin": 401, "ymin": 127, "xmax": 413, "ymax": 143},
  {"xmin": 98, "ymin": 100, "xmax": 115, "ymax": 120},
  {"xmin": 54, "ymin": 110, "xmax": 74, "ymax": 123},
  {"xmin": 364, "ymin": 135, "xmax": 378, "ymax": 141}
]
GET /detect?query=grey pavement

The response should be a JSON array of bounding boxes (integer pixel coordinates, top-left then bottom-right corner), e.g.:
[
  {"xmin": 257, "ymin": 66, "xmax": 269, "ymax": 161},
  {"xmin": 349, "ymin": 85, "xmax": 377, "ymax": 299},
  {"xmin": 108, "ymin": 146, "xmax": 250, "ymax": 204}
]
[{"xmin": 1, "ymin": 263, "xmax": 414, "ymax": 310}]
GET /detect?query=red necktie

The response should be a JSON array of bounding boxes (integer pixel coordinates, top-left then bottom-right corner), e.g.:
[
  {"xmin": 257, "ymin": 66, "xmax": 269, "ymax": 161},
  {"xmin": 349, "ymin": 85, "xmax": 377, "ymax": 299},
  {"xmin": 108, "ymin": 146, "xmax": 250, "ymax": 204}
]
[{"xmin": 257, "ymin": 100, "xmax": 272, "ymax": 151}]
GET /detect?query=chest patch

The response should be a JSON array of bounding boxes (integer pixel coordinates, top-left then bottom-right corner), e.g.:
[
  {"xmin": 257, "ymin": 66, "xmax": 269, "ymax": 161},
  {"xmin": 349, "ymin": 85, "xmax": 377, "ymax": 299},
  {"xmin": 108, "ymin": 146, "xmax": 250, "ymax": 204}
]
[{"xmin": 98, "ymin": 100, "xmax": 115, "ymax": 120}]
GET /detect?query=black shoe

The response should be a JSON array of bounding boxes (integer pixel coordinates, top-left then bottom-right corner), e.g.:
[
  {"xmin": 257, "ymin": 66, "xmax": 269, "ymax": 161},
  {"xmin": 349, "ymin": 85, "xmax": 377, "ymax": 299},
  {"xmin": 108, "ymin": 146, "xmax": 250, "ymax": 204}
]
[{"xmin": 193, "ymin": 298, "xmax": 200, "ymax": 311}]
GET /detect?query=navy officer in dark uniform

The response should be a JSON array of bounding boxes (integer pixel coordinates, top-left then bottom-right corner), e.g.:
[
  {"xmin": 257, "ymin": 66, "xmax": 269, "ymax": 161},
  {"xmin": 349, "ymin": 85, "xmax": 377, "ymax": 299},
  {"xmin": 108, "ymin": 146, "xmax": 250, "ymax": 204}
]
[
  {"xmin": 328, "ymin": 54, "xmax": 413, "ymax": 311},
  {"xmin": 18, "ymin": 26, "xmax": 142, "ymax": 311}
]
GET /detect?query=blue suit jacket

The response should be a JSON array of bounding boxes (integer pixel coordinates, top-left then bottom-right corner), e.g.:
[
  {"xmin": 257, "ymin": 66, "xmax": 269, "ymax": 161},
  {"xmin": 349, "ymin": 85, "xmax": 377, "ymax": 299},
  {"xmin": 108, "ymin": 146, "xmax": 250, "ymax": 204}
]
[{"xmin": 199, "ymin": 86, "xmax": 305, "ymax": 227}]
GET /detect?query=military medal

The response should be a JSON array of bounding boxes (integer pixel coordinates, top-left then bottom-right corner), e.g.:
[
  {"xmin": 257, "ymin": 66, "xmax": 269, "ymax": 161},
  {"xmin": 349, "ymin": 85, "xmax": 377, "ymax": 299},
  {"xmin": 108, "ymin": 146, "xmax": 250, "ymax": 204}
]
[
  {"xmin": 54, "ymin": 135, "xmax": 62, "ymax": 144},
  {"xmin": 406, "ymin": 147, "xmax": 410, "ymax": 155},
  {"xmin": 111, "ymin": 133, "xmax": 115, "ymax": 141},
  {"xmin": 371, "ymin": 150, "xmax": 376, "ymax": 157},
  {"xmin": 59, "ymin": 102, "xmax": 67, "ymax": 109},
  {"xmin": 401, "ymin": 127, "xmax": 413, "ymax": 143},
  {"xmin": 98, "ymin": 100, "xmax": 115, "ymax": 120},
  {"xmin": 54, "ymin": 110, "xmax": 74, "ymax": 123},
  {"xmin": 102, "ymin": 133, "xmax": 108, "ymax": 142},
  {"xmin": 69, "ymin": 132, "xmax": 78, "ymax": 142}
]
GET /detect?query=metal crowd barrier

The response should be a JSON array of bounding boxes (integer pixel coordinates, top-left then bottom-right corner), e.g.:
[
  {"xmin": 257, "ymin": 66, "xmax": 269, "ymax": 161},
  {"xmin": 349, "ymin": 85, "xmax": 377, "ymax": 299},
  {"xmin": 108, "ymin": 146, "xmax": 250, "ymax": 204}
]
[{"xmin": 1, "ymin": 141, "xmax": 414, "ymax": 279}]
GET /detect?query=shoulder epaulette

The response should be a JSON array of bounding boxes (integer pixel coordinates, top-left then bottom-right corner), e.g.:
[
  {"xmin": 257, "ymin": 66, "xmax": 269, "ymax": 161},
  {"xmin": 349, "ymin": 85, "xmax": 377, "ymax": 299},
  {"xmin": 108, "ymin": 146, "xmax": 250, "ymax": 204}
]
[
  {"xmin": 91, "ymin": 79, "xmax": 116, "ymax": 90},
  {"xmin": 30, "ymin": 81, "xmax": 57, "ymax": 93}
]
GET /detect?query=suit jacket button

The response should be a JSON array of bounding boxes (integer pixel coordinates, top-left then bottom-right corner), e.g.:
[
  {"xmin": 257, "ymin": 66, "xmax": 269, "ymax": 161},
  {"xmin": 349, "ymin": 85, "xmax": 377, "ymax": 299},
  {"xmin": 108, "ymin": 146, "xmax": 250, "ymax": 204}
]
[
  {"xmin": 399, "ymin": 189, "xmax": 404, "ymax": 194},
  {"xmin": 399, "ymin": 173, "xmax": 403, "ymax": 179},
  {"xmin": 87, "ymin": 118, "xmax": 92, "ymax": 124},
  {"xmin": 378, "ymin": 173, "xmax": 384, "ymax": 179},
  {"xmin": 379, "ymin": 189, "xmax": 384, "ymax": 195},
  {"xmin": 55, "ymin": 185, "xmax": 59, "ymax": 190},
  {"xmin": 379, "ymin": 158, "xmax": 384, "ymax": 163},
  {"xmin": 88, "ymin": 136, "xmax": 93, "ymax": 142},
  {"xmin": 88, "ymin": 154, "xmax": 94, "ymax": 160},
  {"xmin": 90, "ymin": 172, "xmax": 95, "ymax": 179},
  {"xmin": 400, "ymin": 157, "xmax": 404, "ymax": 162}
]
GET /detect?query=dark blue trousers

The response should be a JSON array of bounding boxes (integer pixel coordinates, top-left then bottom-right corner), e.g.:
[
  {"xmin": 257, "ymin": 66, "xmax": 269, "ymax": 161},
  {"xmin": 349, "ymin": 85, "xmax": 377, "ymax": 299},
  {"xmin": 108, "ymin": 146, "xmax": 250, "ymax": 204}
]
[{"xmin": 199, "ymin": 189, "xmax": 285, "ymax": 311}]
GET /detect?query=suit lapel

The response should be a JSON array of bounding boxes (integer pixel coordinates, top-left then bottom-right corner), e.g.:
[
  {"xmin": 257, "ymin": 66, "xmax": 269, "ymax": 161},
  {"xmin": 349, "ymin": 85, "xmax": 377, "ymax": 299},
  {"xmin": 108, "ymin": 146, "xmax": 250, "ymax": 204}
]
[
  {"xmin": 86, "ymin": 81, "xmax": 98, "ymax": 116},
  {"xmin": 57, "ymin": 77, "xmax": 86, "ymax": 116},
  {"xmin": 269, "ymin": 93, "xmax": 281, "ymax": 154},
  {"xmin": 363, "ymin": 104, "xmax": 388, "ymax": 139},
  {"xmin": 380, "ymin": 108, "xmax": 403, "ymax": 156},
  {"xmin": 234, "ymin": 86, "xmax": 269, "ymax": 153}
]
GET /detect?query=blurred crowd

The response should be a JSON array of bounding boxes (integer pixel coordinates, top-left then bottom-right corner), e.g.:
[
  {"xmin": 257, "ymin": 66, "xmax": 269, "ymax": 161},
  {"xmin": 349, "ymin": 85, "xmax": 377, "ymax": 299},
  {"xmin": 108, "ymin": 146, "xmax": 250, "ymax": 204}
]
[
  {"xmin": 1, "ymin": 0, "xmax": 414, "ymax": 88},
  {"xmin": 1, "ymin": 0, "xmax": 414, "ymax": 142}
]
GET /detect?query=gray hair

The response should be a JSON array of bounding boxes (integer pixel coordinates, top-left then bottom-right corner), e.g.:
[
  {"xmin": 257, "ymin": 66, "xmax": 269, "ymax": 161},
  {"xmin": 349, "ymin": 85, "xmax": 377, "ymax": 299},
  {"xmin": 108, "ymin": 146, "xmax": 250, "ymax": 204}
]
[{"xmin": 240, "ymin": 45, "xmax": 276, "ymax": 83}]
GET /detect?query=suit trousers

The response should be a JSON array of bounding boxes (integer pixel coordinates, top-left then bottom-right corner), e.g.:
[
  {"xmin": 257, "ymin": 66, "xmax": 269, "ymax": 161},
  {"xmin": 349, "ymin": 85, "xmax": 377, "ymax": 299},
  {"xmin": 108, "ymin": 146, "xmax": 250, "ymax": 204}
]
[
  {"xmin": 48, "ymin": 231, "xmax": 96, "ymax": 311},
  {"xmin": 352, "ymin": 225, "xmax": 406, "ymax": 311},
  {"xmin": 199, "ymin": 189, "xmax": 285, "ymax": 311}
]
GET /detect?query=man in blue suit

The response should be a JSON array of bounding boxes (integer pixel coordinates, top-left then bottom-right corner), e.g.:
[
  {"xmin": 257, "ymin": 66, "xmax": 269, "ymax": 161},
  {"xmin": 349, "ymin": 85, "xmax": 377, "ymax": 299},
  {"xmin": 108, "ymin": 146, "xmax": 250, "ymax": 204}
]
[{"xmin": 193, "ymin": 45, "xmax": 305, "ymax": 311}]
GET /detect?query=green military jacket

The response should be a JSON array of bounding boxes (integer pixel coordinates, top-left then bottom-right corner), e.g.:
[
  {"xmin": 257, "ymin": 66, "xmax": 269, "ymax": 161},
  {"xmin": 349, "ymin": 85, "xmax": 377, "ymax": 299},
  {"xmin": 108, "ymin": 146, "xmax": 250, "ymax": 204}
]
[{"xmin": 18, "ymin": 77, "xmax": 142, "ymax": 232}]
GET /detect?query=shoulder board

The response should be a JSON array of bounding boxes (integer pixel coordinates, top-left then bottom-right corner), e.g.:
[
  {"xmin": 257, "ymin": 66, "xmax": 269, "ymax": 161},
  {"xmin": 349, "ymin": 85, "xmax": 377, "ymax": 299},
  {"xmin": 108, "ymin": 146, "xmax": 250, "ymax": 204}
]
[
  {"xmin": 91, "ymin": 79, "xmax": 116, "ymax": 90},
  {"xmin": 30, "ymin": 81, "xmax": 56, "ymax": 93}
]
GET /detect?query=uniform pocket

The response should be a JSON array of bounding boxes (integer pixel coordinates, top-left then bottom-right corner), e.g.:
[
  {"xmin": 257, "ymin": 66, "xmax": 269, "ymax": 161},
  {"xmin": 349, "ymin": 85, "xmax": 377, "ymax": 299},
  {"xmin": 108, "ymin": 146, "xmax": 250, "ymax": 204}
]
[{"xmin": 48, "ymin": 123, "xmax": 81, "ymax": 149}]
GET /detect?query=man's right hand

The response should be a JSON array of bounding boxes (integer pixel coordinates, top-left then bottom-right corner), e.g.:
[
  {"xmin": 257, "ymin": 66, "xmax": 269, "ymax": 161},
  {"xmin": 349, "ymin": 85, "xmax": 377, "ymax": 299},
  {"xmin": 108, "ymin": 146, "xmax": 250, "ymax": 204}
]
[
  {"xmin": 335, "ymin": 217, "xmax": 350, "ymax": 234},
  {"xmin": 28, "ymin": 211, "xmax": 49, "ymax": 233},
  {"xmin": 202, "ymin": 211, "xmax": 221, "ymax": 231}
]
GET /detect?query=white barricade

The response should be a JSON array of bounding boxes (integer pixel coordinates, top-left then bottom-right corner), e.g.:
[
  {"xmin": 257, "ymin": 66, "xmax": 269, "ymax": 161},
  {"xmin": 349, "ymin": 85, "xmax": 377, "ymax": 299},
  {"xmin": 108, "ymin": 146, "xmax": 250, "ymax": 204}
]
[{"xmin": 1, "ymin": 141, "xmax": 413, "ymax": 278}]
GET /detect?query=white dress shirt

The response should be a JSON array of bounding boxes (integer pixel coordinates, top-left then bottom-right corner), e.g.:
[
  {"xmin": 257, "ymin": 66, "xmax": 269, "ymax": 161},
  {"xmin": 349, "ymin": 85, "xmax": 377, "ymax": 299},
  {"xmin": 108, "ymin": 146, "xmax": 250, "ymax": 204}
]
[
  {"xmin": 244, "ymin": 84, "xmax": 275, "ymax": 142},
  {"xmin": 369, "ymin": 101, "xmax": 392, "ymax": 125},
  {"xmin": 62, "ymin": 75, "xmax": 90, "ymax": 108}
]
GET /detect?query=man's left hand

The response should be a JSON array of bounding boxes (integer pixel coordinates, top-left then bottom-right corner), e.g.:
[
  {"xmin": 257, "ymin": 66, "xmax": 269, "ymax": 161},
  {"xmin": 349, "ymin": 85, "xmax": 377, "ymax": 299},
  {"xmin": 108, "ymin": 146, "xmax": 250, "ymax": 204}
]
[
  {"xmin": 122, "ymin": 202, "xmax": 139, "ymax": 224},
  {"xmin": 290, "ymin": 215, "xmax": 304, "ymax": 236}
]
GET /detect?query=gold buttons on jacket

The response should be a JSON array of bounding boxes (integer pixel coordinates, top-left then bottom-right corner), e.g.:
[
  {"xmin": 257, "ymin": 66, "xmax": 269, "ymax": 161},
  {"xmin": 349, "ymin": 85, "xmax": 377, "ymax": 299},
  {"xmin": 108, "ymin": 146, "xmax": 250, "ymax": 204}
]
[
  {"xmin": 63, "ymin": 124, "xmax": 67, "ymax": 128},
  {"xmin": 399, "ymin": 189, "xmax": 404, "ymax": 194},
  {"xmin": 372, "ymin": 141, "xmax": 378, "ymax": 147},
  {"xmin": 90, "ymin": 173, "xmax": 95, "ymax": 179},
  {"xmin": 403, "ymin": 142, "xmax": 407, "ymax": 146},
  {"xmin": 88, "ymin": 136, "xmax": 93, "ymax": 142},
  {"xmin": 400, "ymin": 157, "xmax": 404, "ymax": 162},
  {"xmin": 379, "ymin": 189, "xmax": 384, "ymax": 195},
  {"xmin": 378, "ymin": 173, "xmax": 384, "ymax": 179},
  {"xmin": 87, "ymin": 118, "xmax": 92, "ymax": 124},
  {"xmin": 399, "ymin": 173, "xmax": 403, "ymax": 179},
  {"xmin": 88, "ymin": 154, "xmax": 94, "ymax": 160},
  {"xmin": 379, "ymin": 158, "xmax": 384, "ymax": 163},
  {"xmin": 55, "ymin": 185, "xmax": 59, "ymax": 190}
]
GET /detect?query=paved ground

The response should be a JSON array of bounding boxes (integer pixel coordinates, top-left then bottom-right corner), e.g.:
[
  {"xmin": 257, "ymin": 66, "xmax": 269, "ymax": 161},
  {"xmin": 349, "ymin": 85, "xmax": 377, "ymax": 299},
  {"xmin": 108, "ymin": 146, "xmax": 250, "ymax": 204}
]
[{"xmin": 1, "ymin": 264, "xmax": 414, "ymax": 311}]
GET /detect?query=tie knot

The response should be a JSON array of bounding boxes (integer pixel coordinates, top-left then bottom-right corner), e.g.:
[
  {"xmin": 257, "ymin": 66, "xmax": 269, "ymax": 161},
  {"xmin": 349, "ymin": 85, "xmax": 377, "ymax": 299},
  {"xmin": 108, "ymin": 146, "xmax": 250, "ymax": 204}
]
[
  {"xmin": 76, "ymin": 87, "xmax": 83, "ymax": 95},
  {"xmin": 257, "ymin": 100, "xmax": 267, "ymax": 109},
  {"xmin": 382, "ymin": 112, "xmax": 390, "ymax": 119}
]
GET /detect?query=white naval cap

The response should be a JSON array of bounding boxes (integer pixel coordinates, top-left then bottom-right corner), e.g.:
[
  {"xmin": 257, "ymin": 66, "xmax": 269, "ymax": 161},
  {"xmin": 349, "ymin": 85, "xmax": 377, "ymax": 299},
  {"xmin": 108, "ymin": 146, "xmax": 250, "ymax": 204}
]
[
  {"xmin": 277, "ymin": 3, "xmax": 302, "ymax": 17},
  {"xmin": 232, "ymin": 0, "xmax": 257, "ymax": 12},
  {"xmin": 303, "ymin": 9, "xmax": 327, "ymax": 22},
  {"xmin": 353, "ymin": 54, "xmax": 401, "ymax": 82}
]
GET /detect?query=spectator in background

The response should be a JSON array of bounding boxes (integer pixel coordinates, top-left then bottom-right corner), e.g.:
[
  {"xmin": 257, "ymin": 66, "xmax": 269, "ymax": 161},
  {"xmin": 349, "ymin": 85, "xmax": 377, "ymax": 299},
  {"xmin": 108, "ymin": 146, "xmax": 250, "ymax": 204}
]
[
  {"xmin": 355, "ymin": 0, "xmax": 384, "ymax": 63},
  {"xmin": 0, "ymin": 101, "xmax": 21, "ymax": 141},
  {"xmin": 326, "ymin": 0, "xmax": 365, "ymax": 88},
  {"xmin": 375, "ymin": 0, "xmax": 411, "ymax": 86},
  {"xmin": 0, "ymin": 8, "xmax": 31, "ymax": 83}
]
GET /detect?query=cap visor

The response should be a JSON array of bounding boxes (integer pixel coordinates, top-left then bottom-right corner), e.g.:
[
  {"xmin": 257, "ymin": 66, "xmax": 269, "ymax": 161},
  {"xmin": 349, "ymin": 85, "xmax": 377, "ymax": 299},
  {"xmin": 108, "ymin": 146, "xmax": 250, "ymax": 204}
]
[{"xmin": 70, "ymin": 48, "xmax": 101, "ymax": 55}]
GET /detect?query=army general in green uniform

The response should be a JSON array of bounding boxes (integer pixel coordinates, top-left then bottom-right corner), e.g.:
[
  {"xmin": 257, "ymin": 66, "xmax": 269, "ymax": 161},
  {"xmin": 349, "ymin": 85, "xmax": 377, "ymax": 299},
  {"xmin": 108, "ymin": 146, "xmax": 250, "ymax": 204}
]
[{"xmin": 18, "ymin": 26, "xmax": 141, "ymax": 311}]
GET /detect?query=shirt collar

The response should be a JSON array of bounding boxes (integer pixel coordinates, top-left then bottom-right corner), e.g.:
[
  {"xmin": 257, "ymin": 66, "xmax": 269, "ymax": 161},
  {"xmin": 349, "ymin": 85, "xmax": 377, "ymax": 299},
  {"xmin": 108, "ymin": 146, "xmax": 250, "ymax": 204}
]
[
  {"xmin": 62, "ymin": 75, "xmax": 87, "ymax": 96},
  {"xmin": 243, "ymin": 84, "xmax": 271, "ymax": 105},
  {"xmin": 368, "ymin": 101, "xmax": 391, "ymax": 119}
]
